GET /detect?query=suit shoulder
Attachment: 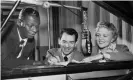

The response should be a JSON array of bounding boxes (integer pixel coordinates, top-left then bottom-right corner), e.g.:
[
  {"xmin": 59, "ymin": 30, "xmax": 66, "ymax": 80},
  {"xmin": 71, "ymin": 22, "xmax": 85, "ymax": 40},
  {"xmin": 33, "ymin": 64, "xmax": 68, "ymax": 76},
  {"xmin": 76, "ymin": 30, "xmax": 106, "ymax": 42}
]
[
  {"xmin": 116, "ymin": 44, "xmax": 129, "ymax": 49},
  {"xmin": 73, "ymin": 50, "xmax": 84, "ymax": 56},
  {"xmin": 116, "ymin": 44, "xmax": 130, "ymax": 51},
  {"xmin": 73, "ymin": 50, "xmax": 81, "ymax": 53},
  {"xmin": 47, "ymin": 48, "xmax": 59, "ymax": 53}
]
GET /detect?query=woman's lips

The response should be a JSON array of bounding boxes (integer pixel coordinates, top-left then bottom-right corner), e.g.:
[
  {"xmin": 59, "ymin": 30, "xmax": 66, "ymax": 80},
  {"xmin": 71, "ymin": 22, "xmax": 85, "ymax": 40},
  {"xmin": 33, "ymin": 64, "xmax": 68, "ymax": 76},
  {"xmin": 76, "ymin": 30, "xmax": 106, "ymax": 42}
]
[{"xmin": 99, "ymin": 41, "xmax": 105, "ymax": 44}]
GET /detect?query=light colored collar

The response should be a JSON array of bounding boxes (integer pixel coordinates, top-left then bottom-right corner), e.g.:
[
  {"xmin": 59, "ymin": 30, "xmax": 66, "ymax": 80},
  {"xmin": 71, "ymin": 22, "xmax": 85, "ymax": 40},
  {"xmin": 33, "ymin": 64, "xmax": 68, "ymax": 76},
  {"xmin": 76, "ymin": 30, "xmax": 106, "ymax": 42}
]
[
  {"xmin": 98, "ymin": 50, "xmax": 102, "ymax": 54},
  {"xmin": 98, "ymin": 43, "xmax": 117, "ymax": 53},
  {"xmin": 107, "ymin": 43, "xmax": 116, "ymax": 51},
  {"xmin": 17, "ymin": 28, "xmax": 28, "ymax": 46},
  {"xmin": 61, "ymin": 52, "xmax": 72, "ymax": 58},
  {"xmin": 59, "ymin": 48, "xmax": 73, "ymax": 61}
]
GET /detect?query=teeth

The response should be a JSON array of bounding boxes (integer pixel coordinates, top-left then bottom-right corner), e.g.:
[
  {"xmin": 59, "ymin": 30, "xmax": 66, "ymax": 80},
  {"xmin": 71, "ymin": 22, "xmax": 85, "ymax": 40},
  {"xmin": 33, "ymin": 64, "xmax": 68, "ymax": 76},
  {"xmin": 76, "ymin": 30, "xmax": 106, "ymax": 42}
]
[
  {"xmin": 99, "ymin": 41, "xmax": 104, "ymax": 44},
  {"xmin": 66, "ymin": 49, "xmax": 69, "ymax": 51}
]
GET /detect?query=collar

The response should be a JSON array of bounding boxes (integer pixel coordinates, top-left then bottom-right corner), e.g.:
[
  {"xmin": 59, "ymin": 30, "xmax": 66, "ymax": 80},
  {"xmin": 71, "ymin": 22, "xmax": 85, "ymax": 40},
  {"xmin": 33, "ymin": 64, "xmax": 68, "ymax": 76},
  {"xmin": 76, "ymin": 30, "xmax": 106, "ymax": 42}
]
[
  {"xmin": 98, "ymin": 43, "xmax": 117, "ymax": 53},
  {"xmin": 62, "ymin": 52, "xmax": 72, "ymax": 62},
  {"xmin": 107, "ymin": 43, "xmax": 116, "ymax": 51},
  {"xmin": 98, "ymin": 49, "xmax": 102, "ymax": 54},
  {"xmin": 61, "ymin": 52, "xmax": 72, "ymax": 58},
  {"xmin": 17, "ymin": 28, "xmax": 28, "ymax": 46},
  {"xmin": 58, "ymin": 48, "xmax": 73, "ymax": 61}
]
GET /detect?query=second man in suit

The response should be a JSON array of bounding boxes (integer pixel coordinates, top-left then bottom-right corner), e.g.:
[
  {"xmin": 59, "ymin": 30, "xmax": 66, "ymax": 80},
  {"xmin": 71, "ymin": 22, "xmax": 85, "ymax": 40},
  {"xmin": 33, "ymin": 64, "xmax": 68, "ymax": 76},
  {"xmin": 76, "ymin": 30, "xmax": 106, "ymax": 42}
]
[{"xmin": 45, "ymin": 28, "xmax": 84, "ymax": 65}]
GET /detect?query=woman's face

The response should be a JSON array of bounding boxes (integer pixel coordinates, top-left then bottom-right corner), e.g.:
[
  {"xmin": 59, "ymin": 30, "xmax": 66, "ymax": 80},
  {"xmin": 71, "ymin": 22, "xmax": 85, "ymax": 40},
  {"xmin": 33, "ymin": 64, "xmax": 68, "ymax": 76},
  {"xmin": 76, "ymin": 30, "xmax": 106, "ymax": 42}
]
[{"xmin": 95, "ymin": 27, "xmax": 114, "ymax": 49}]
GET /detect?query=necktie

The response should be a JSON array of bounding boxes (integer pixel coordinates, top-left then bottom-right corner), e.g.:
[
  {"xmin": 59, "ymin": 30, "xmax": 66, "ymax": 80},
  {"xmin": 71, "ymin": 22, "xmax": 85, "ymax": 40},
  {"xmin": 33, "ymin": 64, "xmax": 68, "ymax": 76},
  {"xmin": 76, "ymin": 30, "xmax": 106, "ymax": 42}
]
[{"xmin": 64, "ymin": 56, "xmax": 68, "ymax": 61}]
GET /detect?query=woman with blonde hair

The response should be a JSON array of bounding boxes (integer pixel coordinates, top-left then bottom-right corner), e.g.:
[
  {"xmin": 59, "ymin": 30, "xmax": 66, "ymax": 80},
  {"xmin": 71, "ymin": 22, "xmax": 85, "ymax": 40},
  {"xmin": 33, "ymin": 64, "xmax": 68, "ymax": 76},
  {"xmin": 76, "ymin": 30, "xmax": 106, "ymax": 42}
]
[{"xmin": 82, "ymin": 21, "xmax": 133, "ymax": 62}]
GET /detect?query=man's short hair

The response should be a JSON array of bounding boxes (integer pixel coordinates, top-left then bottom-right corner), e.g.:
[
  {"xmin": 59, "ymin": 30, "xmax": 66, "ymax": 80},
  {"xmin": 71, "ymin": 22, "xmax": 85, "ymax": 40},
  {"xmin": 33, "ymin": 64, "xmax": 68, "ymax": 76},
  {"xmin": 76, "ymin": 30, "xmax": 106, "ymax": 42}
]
[
  {"xmin": 18, "ymin": 7, "xmax": 40, "ymax": 20},
  {"xmin": 59, "ymin": 28, "xmax": 78, "ymax": 42}
]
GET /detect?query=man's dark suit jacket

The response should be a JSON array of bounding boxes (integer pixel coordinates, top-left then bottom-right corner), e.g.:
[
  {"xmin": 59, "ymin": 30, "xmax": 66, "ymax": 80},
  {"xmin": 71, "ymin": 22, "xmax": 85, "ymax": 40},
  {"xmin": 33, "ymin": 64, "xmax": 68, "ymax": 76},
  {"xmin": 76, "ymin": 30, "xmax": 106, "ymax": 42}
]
[{"xmin": 1, "ymin": 22, "xmax": 35, "ymax": 67}]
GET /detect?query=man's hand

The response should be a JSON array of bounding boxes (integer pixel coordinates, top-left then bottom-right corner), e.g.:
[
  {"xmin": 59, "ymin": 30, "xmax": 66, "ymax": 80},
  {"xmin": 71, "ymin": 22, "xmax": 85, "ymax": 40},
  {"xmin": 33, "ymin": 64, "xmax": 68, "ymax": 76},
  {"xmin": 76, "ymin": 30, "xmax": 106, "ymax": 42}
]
[{"xmin": 48, "ymin": 56, "xmax": 60, "ymax": 65}]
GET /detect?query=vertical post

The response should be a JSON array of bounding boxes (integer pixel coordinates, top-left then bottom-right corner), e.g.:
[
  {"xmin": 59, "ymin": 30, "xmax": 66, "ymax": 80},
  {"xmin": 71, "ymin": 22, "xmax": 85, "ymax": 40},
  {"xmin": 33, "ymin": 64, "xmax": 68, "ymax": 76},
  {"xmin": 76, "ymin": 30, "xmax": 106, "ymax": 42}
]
[
  {"xmin": 35, "ymin": 7, "xmax": 40, "ymax": 61},
  {"xmin": 47, "ymin": 8, "xmax": 51, "ymax": 50},
  {"xmin": 35, "ymin": 29, "xmax": 40, "ymax": 61}
]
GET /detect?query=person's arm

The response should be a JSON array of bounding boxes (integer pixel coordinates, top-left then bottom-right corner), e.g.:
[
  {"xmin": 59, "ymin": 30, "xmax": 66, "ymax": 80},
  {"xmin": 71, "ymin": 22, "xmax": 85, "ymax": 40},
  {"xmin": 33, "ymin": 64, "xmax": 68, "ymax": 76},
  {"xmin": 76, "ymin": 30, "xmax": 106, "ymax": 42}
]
[
  {"xmin": 44, "ymin": 49, "xmax": 60, "ymax": 65},
  {"xmin": 108, "ymin": 45, "xmax": 133, "ymax": 61},
  {"xmin": 82, "ymin": 53, "xmax": 103, "ymax": 62}
]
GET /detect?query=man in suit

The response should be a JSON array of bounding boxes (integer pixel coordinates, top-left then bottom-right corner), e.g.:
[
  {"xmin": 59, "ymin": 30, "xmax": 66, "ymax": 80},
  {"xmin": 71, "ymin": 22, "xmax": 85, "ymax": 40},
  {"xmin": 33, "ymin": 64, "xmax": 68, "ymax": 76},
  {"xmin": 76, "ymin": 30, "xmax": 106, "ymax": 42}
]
[
  {"xmin": 1, "ymin": 7, "xmax": 41, "ymax": 67},
  {"xmin": 45, "ymin": 28, "xmax": 84, "ymax": 65}
]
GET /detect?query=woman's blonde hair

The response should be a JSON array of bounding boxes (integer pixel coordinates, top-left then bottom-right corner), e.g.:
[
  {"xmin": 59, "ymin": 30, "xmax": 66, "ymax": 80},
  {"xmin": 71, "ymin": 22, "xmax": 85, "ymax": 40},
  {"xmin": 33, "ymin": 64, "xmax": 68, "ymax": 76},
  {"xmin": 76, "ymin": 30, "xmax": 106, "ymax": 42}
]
[{"xmin": 96, "ymin": 21, "xmax": 118, "ymax": 42}]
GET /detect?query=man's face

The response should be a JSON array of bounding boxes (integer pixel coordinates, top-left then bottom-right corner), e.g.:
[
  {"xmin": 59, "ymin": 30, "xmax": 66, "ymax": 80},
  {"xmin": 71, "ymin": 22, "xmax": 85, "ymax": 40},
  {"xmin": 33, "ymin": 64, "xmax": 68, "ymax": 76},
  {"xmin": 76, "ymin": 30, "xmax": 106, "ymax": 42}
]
[
  {"xmin": 59, "ymin": 32, "xmax": 76, "ymax": 55},
  {"xmin": 95, "ymin": 27, "xmax": 114, "ymax": 49},
  {"xmin": 22, "ymin": 15, "xmax": 40, "ymax": 38}
]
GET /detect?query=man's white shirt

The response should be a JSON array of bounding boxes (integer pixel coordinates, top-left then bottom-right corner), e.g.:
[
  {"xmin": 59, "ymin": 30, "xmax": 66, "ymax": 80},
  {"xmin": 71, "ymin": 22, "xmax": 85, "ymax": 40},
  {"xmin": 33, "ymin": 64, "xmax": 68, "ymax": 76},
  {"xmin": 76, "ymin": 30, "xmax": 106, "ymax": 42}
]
[{"xmin": 17, "ymin": 28, "xmax": 28, "ymax": 58}]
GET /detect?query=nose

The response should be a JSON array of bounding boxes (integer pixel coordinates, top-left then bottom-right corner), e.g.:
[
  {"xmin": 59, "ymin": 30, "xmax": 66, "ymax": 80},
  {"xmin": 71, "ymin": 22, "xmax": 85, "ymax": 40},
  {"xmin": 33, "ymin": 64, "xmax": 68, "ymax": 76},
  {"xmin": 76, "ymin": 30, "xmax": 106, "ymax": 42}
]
[
  {"xmin": 99, "ymin": 36, "xmax": 102, "ymax": 40},
  {"xmin": 31, "ymin": 26, "xmax": 37, "ymax": 32},
  {"xmin": 65, "ymin": 43, "xmax": 69, "ymax": 47}
]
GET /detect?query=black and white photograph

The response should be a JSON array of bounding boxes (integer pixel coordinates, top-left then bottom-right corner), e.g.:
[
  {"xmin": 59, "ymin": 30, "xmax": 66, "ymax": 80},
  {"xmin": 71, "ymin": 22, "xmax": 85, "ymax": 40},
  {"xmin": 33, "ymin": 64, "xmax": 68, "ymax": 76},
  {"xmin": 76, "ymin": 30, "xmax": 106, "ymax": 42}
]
[{"xmin": 1, "ymin": 0, "xmax": 133, "ymax": 80}]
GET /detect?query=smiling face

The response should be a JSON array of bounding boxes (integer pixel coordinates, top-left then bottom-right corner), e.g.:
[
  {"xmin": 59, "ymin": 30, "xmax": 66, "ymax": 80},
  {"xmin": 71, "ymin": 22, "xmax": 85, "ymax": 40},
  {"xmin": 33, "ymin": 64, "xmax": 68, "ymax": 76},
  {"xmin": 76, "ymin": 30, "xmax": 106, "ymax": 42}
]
[
  {"xmin": 22, "ymin": 15, "xmax": 40, "ymax": 38},
  {"xmin": 95, "ymin": 27, "xmax": 114, "ymax": 50},
  {"xmin": 58, "ymin": 32, "xmax": 76, "ymax": 55}
]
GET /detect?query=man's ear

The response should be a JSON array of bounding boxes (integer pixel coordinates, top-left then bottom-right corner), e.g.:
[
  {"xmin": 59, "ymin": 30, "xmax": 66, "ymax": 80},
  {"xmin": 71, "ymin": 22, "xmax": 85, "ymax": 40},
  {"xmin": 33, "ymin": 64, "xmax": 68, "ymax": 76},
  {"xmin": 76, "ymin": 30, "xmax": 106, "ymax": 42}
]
[
  {"xmin": 17, "ymin": 19, "xmax": 24, "ymax": 27},
  {"xmin": 75, "ymin": 42, "xmax": 77, "ymax": 46}
]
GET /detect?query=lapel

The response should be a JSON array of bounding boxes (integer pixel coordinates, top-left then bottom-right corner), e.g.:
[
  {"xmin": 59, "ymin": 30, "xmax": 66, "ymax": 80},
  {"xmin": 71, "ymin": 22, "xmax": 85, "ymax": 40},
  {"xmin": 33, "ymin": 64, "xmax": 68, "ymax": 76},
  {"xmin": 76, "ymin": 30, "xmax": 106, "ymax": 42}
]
[
  {"xmin": 57, "ymin": 48, "xmax": 64, "ymax": 62},
  {"xmin": 11, "ymin": 25, "xmax": 20, "ymax": 57},
  {"xmin": 12, "ymin": 24, "xmax": 20, "ymax": 42},
  {"xmin": 21, "ymin": 39, "xmax": 35, "ymax": 57},
  {"xmin": 69, "ymin": 52, "xmax": 75, "ymax": 62}
]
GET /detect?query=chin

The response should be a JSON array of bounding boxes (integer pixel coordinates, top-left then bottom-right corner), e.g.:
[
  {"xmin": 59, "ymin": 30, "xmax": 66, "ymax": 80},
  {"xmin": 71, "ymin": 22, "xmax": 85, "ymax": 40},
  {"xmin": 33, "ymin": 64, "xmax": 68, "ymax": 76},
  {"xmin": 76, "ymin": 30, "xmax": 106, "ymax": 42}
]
[
  {"xmin": 98, "ymin": 44, "xmax": 106, "ymax": 48},
  {"xmin": 98, "ymin": 44, "xmax": 109, "ymax": 49},
  {"xmin": 64, "ymin": 51, "xmax": 71, "ymax": 55}
]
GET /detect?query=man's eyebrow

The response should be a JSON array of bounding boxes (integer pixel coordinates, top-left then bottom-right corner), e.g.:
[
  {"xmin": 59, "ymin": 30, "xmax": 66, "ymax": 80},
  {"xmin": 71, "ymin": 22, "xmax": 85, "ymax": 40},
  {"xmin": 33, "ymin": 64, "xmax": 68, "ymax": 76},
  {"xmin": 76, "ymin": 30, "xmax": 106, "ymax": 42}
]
[
  {"xmin": 69, "ymin": 41, "xmax": 75, "ymax": 43},
  {"xmin": 95, "ymin": 33, "xmax": 99, "ymax": 34},
  {"xmin": 62, "ymin": 40, "xmax": 66, "ymax": 41}
]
